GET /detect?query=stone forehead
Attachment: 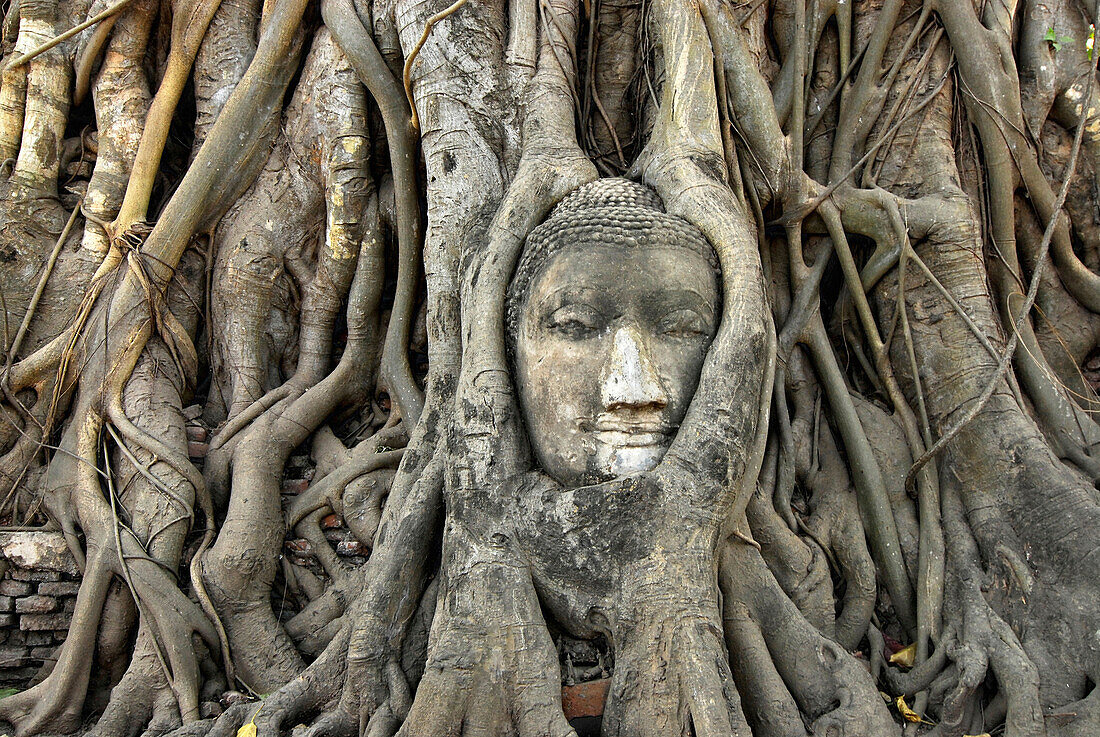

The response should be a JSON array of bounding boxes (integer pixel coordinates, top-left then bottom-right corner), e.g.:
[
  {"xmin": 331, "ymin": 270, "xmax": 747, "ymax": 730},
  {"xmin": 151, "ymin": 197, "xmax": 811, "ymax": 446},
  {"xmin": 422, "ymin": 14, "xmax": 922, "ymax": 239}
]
[
  {"xmin": 510, "ymin": 179, "xmax": 718, "ymax": 297},
  {"xmin": 506, "ymin": 178, "xmax": 721, "ymax": 340}
]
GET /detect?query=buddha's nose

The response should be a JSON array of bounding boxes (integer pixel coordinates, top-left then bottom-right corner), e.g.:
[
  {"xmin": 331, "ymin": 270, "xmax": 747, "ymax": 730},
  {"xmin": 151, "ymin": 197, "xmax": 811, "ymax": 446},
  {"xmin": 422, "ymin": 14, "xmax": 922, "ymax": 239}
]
[{"xmin": 600, "ymin": 326, "xmax": 668, "ymax": 410}]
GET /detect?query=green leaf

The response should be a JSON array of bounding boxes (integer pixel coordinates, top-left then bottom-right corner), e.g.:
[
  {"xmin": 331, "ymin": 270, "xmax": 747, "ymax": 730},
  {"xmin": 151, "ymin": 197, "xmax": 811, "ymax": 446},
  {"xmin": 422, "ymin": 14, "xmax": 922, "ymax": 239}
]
[
  {"xmin": 1044, "ymin": 27, "xmax": 1074, "ymax": 52},
  {"xmin": 0, "ymin": 687, "xmax": 19, "ymax": 698}
]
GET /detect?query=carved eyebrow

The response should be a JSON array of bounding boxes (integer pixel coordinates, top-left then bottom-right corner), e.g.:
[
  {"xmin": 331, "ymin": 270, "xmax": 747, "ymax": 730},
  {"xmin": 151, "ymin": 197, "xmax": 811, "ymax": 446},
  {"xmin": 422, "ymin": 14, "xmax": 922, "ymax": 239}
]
[
  {"xmin": 646, "ymin": 288, "xmax": 719, "ymax": 321},
  {"xmin": 536, "ymin": 286, "xmax": 609, "ymax": 311}
]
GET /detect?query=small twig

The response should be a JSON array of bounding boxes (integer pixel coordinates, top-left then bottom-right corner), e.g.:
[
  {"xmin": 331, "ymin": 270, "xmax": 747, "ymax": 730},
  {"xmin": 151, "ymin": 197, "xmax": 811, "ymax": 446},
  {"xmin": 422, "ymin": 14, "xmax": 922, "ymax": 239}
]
[
  {"xmin": 736, "ymin": 0, "xmax": 768, "ymax": 26},
  {"xmin": 731, "ymin": 529, "xmax": 761, "ymax": 550},
  {"xmin": 402, "ymin": 0, "xmax": 471, "ymax": 130}
]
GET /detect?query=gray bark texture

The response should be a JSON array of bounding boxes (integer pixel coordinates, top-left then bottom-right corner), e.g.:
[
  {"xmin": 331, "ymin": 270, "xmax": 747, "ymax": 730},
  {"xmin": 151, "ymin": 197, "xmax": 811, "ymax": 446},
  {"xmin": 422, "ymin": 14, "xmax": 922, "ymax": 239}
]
[{"xmin": 0, "ymin": 0, "xmax": 1099, "ymax": 735}]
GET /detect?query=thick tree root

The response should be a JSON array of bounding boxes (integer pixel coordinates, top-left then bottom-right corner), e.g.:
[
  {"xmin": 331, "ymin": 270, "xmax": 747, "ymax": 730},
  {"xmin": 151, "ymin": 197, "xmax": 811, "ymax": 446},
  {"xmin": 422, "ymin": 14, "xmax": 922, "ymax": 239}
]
[{"xmin": 721, "ymin": 540, "xmax": 901, "ymax": 736}]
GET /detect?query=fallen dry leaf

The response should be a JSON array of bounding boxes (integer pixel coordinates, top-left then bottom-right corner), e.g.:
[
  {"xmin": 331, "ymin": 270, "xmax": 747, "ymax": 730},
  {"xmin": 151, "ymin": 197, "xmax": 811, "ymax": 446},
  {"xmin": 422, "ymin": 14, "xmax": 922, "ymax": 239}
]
[
  {"xmin": 889, "ymin": 643, "xmax": 917, "ymax": 668},
  {"xmin": 895, "ymin": 695, "xmax": 935, "ymax": 725}
]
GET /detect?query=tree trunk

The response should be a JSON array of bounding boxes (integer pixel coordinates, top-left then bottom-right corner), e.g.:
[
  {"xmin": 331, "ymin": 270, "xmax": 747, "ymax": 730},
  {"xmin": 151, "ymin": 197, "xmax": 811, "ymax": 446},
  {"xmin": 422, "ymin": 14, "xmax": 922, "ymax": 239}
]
[{"xmin": 1, "ymin": 0, "xmax": 1100, "ymax": 735}]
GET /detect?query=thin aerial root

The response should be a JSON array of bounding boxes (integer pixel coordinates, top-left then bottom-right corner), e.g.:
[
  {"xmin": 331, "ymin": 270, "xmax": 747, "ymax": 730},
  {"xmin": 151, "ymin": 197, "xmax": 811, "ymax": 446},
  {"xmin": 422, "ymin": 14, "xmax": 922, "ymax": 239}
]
[
  {"xmin": 323, "ymin": 0, "xmax": 424, "ymax": 424},
  {"xmin": 4, "ymin": 0, "xmax": 135, "ymax": 72},
  {"xmin": 4, "ymin": 200, "xmax": 80, "ymax": 370},
  {"xmin": 402, "ymin": 0, "xmax": 471, "ymax": 131}
]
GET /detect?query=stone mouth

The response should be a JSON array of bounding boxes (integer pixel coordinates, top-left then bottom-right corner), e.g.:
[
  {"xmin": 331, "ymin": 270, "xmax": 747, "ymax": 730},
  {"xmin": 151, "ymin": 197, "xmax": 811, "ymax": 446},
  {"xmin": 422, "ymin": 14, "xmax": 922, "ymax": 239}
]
[
  {"xmin": 592, "ymin": 429, "xmax": 671, "ymax": 447},
  {"xmin": 587, "ymin": 416, "xmax": 675, "ymax": 450}
]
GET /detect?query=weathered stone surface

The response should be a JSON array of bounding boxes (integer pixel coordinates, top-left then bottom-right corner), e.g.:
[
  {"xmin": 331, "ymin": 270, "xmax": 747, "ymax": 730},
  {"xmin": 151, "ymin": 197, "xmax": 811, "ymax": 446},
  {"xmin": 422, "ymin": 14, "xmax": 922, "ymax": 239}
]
[
  {"xmin": 0, "ymin": 594, "xmax": 14, "ymax": 610},
  {"xmin": 29, "ymin": 645, "xmax": 57, "ymax": 659},
  {"xmin": 0, "ymin": 532, "xmax": 79, "ymax": 575},
  {"xmin": 10, "ymin": 568, "xmax": 61, "ymax": 582},
  {"xmin": 0, "ymin": 613, "xmax": 14, "ymax": 627},
  {"xmin": 0, "ymin": 645, "xmax": 28, "ymax": 667},
  {"xmin": 19, "ymin": 613, "xmax": 71, "ymax": 631},
  {"xmin": 0, "ymin": 579, "xmax": 33, "ymax": 596},
  {"xmin": 15, "ymin": 595, "xmax": 57, "ymax": 614},
  {"xmin": 200, "ymin": 701, "xmax": 223, "ymax": 719},
  {"xmin": 0, "ymin": 665, "xmax": 37, "ymax": 685},
  {"xmin": 37, "ymin": 581, "xmax": 80, "ymax": 597}
]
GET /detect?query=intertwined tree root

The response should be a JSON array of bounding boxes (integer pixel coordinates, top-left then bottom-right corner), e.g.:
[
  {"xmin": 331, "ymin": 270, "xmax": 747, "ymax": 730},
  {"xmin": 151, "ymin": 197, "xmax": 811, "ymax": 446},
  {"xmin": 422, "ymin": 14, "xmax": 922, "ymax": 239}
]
[{"xmin": 0, "ymin": 0, "xmax": 1099, "ymax": 735}]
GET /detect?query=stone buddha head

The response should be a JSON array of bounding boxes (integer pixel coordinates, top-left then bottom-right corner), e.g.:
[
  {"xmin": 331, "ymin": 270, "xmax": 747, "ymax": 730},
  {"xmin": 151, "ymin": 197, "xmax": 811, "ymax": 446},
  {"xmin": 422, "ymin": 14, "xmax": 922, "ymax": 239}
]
[{"xmin": 506, "ymin": 178, "xmax": 721, "ymax": 487}]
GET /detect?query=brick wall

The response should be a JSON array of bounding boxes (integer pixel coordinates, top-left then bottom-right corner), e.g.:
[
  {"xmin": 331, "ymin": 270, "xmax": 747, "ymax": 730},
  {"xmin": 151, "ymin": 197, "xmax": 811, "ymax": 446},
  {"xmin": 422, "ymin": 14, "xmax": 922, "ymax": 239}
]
[{"xmin": 0, "ymin": 531, "xmax": 79, "ymax": 689}]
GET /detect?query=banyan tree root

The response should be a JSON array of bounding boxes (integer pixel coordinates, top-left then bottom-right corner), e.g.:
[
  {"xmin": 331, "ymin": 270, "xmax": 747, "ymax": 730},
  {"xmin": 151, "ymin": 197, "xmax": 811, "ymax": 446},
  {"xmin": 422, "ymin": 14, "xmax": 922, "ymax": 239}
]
[
  {"xmin": 398, "ymin": 0, "xmax": 772, "ymax": 732},
  {"xmin": 197, "ymin": 27, "xmax": 390, "ymax": 695},
  {"xmin": 720, "ymin": 539, "xmax": 900, "ymax": 736},
  {"xmin": 0, "ymin": 0, "xmax": 310, "ymax": 731},
  {"xmin": 5, "ymin": 0, "xmax": 1100, "ymax": 735},
  {"xmin": 83, "ymin": 251, "xmax": 208, "ymax": 737}
]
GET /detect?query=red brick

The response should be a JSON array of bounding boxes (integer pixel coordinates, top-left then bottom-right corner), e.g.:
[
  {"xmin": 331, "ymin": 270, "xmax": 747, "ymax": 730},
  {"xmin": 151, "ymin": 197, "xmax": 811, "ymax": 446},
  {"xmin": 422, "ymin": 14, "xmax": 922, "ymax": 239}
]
[
  {"xmin": 285, "ymin": 539, "xmax": 312, "ymax": 554},
  {"xmin": 188, "ymin": 441, "xmax": 209, "ymax": 458},
  {"xmin": 320, "ymin": 513, "xmax": 342, "ymax": 529},
  {"xmin": 562, "ymin": 678, "xmax": 610, "ymax": 719},
  {"xmin": 336, "ymin": 540, "xmax": 367, "ymax": 556},
  {"xmin": 282, "ymin": 478, "xmax": 310, "ymax": 495},
  {"xmin": 186, "ymin": 425, "xmax": 208, "ymax": 442}
]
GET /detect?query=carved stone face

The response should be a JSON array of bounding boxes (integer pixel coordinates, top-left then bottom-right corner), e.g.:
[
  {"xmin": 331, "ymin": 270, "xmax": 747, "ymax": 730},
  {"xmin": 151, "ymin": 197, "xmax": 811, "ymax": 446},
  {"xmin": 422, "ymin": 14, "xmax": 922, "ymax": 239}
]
[{"xmin": 514, "ymin": 243, "xmax": 720, "ymax": 486}]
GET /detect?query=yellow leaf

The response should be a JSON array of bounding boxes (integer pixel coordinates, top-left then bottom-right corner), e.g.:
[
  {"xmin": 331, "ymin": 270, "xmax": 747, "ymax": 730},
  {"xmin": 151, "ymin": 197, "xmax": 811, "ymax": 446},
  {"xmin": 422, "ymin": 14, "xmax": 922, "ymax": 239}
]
[
  {"xmin": 236, "ymin": 704, "xmax": 263, "ymax": 737},
  {"xmin": 895, "ymin": 696, "xmax": 935, "ymax": 725},
  {"xmin": 889, "ymin": 643, "xmax": 917, "ymax": 668}
]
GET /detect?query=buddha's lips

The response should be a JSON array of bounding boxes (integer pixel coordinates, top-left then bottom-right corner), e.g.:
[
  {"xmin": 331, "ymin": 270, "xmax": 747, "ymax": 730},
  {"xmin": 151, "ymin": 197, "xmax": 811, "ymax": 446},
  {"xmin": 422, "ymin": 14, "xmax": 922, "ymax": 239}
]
[
  {"xmin": 586, "ymin": 417, "xmax": 675, "ymax": 447},
  {"xmin": 593, "ymin": 429, "xmax": 670, "ymax": 447}
]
